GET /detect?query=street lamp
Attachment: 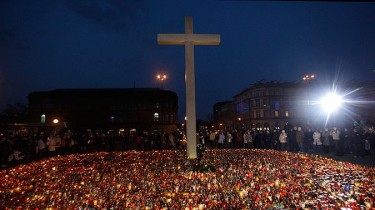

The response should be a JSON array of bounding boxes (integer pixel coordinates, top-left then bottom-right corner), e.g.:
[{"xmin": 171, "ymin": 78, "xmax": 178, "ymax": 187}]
[
  {"xmin": 155, "ymin": 73, "xmax": 168, "ymax": 134},
  {"xmin": 156, "ymin": 74, "xmax": 167, "ymax": 89},
  {"xmin": 320, "ymin": 92, "xmax": 343, "ymax": 114},
  {"xmin": 319, "ymin": 92, "xmax": 344, "ymax": 127},
  {"xmin": 303, "ymin": 74, "xmax": 315, "ymax": 81},
  {"xmin": 303, "ymin": 74, "xmax": 316, "ymax": 106}
]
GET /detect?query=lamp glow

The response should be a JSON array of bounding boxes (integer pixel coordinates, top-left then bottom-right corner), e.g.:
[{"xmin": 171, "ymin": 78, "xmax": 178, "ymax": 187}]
[{"xmin": 320, "ymin": 93, "xmax": 343, "ymax": 113}]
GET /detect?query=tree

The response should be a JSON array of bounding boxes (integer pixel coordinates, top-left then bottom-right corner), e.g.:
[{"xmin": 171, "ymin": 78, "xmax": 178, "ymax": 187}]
[{"xmin": 0, "ymin": 103, "xmax": 28, "ymax": 125}]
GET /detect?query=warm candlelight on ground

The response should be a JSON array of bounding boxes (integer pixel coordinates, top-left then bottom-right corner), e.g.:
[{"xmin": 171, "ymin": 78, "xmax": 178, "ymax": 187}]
[{"xmin": 0, "ymin": 149, "xmax": 374, "ymax": 209}]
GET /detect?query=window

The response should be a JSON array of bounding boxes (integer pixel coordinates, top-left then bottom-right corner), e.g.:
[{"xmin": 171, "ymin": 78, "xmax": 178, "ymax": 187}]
[
  {"xmin": 170, "ymin": 114, "xmax": 175, "ymax": 122},
  {"xmin": 285, "ymin": 111, "xmax": 289, "ymax": 117},
  {"xmin": 41, "ymin": 114, "xmax": 46, "ymax": 123},
  {"xmin": 255, "ymin": 99, "xmax": 260, "ymax": 107},
  {"xmin": 256, "ymin": 110, "xmax": 261, "ymax": 118},
  {"xmin": 274, "ymin": 111, "xmax": 279, "ymax": 117},
  {"xmin": 154, "ymin": 113, "xmax": 159, "ymax": 122},
  {"xmin": 263, "ymin": 99, "xmax": 268, "ymax": 107},
  {"xmin": 263, "ymin": 110, "xmax": 268, "ymax": 118},
  {"xmin": 165, "ymin": 114, "xmax": 170, "ymax": 122}
]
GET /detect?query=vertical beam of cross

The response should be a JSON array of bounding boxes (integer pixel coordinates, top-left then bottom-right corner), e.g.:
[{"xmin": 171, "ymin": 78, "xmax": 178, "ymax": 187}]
[{"xmin": 157, "ymin": 16, "xmax": 220, "ymax": 158}]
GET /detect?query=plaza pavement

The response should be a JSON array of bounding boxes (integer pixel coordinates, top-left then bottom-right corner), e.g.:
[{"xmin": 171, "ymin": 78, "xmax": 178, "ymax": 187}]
[{"xmin": 304, "ymin": 150, "xmax": 375, "ymax": 168}]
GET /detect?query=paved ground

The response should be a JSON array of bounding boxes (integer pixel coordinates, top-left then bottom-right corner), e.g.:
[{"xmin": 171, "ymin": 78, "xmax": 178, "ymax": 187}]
[{"xmin": 304, "ymin": 150, "xmax": 375, "ymax": 167}]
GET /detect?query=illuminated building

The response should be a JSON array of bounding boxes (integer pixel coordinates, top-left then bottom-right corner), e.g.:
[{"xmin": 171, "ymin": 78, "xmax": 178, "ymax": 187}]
[{"xmin": 214, "ymin": 80, "xmax": 375, "ymax": 130}]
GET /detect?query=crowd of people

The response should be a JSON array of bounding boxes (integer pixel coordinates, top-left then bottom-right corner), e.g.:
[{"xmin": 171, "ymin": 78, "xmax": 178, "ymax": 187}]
[
  {"xmin": 200, "ymin": 125, "xmax": 375, "ymax": 159},
  {"xmin": 0, "ymin": 129, "xmax": 183, "ymax": 168},
  {"xmin": 1, "ymin": 124, "xmax": 375, "ymax": 168}
]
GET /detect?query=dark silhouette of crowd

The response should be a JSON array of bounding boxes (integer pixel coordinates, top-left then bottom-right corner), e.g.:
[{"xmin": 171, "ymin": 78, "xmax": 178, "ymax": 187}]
[
  {"xmin": 1, "ymin": 123, "xmax": 375, "ymax": 169},
  {"xmin": 0, "ymin": 128, "xmax": 185, "ymax": 168},
  {"xmin": 199, "ymin": 124, "xmax": 374, "ymax": 158}
]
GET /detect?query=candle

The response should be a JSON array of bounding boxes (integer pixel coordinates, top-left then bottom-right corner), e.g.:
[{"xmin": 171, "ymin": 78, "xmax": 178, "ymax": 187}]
[{"xmin": 0, "ymin": 149, "xmax": 374, "ymax": 209}]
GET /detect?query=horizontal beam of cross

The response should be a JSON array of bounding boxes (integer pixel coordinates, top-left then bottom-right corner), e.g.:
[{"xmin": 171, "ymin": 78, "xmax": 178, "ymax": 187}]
[{"xmin": 158, "ymin": 34, "xmax": 220, "ymax": 45}]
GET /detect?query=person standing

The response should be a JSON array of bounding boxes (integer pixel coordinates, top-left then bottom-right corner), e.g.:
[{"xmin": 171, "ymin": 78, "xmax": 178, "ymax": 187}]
[
  {"xmin": 364, "ymin": 139, "xmax": 371, "ymax": 156},
  {"xmin": 365, "ymin": 126, "xmax": 375, "ymax": 160},
  {"xmin": 218, "ymin": 131, "xmax": 225, "ymax": 149},
  {"xmin": 264, "ymin": 130, "xmax": 272, "ymax": 149},
  {"xmin": 279, "ymin": 130, "xmax": 288, "ymax": 151},
  {"xmin": 37, "ymin": 136, "xmax": 46, "ymax": 159},
  {"xmin": 235, "ymin": 132, "xmax": 242, "ymax": 149},
  {"xmin": 47, "ymin": 135, "xmax": 57, "ymax": 157},
  {"xmin": 351, "ymin": 128, "xmax": 364, "ymax": 158},
  {"xmin": 296, "ymin": 127, "xmax": 305, "ymax": 152},
  {"xmin": 172, "ymin": 132, "xmax": 178, "ymax": 150},
  {"xmin": 209, "ymin": 131, "xmax": 216, "ymax": 149},
  {"xmin": 289, "ymin": 127, "xmax": 298, "ymax": 152},
  {"xmin": 226, "ymin": 132, "xmax": 233, "ymax": 148},
  {"xmin": 341, "ymin": 128, "xmax": 350, "ymax": 154},
  {"xmin": 304, "ymin": 128, "xmax": 314, "ymax": 152},
  {"xmin": 312, "ymin": 129, "xmax": 322, "ymax": 153},
  {"xmin": 243, "ymin": 130, "xmax": 252, "ymax": 149},
  {"xmin": 271, "ymin": 129, "xmax": 279, "ymax": 150},
  {"xmin": 330, "ymin": 127, "xmax": 341, "ymax": 155},
  {"xmin": 321, "ymin": 128, "xmax": 330, "ymax": 153}
]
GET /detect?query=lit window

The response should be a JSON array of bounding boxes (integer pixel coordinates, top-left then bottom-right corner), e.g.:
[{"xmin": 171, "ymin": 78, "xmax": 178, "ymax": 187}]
[
  {"xmin": 41, "ymin": 114, "xmax": 46, "ymax": 123},
  {"xmin": 285, "ymin": 111, "xmax": 289, "ymax": 117},
  {"xmin": 274, "ymin": 111, "xmax": 279, "ymax": 117},
  {"xmin": 154, "ymin": 113, "xmax": 159, "ymax": 122}
]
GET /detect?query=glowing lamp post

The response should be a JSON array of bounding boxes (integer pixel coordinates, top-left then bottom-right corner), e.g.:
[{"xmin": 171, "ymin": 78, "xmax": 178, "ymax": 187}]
[
  {"xmin": 303, "ymin": 74, "xmax": 315, "ymax": 81},
  {"xmin": 320, "ymin": 92, "xmax": 343, "ymax": 126},
  {"xmin": 156, "ymin": 73, "xmax": 168, "ymax": 134},
  {"xmin": 303, "ymin": 74, "xmax": 316, "ymax": 106},
  {"xmin": 53, "ymin": 119, "xmax": 59, "ymax": 124},
  {"xmin": 320, "ymin": 93, "xmax": 343, "ymax": 114},
  {"xmin": 156, "ymin": 74, "xmax": 167, "ymax": 90}
]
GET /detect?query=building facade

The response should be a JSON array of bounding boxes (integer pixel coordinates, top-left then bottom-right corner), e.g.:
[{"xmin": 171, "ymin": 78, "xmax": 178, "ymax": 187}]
[
  {"xmin": 28, "ymin": 88, "xmax": 178, "ymax": 133},
  {"xmin": 214, "ymin": 80, "xmax": 375, "ymax": 131}
]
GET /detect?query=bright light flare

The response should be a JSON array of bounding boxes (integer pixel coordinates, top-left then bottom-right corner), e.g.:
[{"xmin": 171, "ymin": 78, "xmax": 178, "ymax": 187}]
[
  {"xmin": 320, "ymin": 93, "xmax": 343, "ymax": 114},
  {"xmin": 156, "ymin": 74, "xmax": 167, "ymax": 81}
]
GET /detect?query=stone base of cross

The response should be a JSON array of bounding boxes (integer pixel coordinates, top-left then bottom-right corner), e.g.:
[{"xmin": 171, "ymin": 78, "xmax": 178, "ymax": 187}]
[{"xmin": 157, "ymin": 16, "xmax": 220, "ymax": 158}]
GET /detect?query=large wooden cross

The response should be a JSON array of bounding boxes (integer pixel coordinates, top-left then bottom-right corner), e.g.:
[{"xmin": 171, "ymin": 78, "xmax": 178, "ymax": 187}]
[{"xmin": 157, "ymin": 16, "xmax": 220, "ymax": 158}]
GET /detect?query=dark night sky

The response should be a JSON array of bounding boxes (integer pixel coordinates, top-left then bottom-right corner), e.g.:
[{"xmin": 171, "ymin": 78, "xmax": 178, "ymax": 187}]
[{"xmin": 1, "ymin": 1, "xmax": 375, "ymax": 121}]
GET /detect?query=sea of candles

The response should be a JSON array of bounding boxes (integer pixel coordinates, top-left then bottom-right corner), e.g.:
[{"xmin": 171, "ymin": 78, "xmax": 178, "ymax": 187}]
[{"xmin": 0, "ymin": 149, "xmax": 374, "ymax": 209}]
